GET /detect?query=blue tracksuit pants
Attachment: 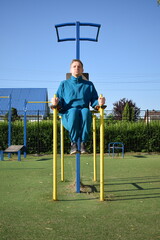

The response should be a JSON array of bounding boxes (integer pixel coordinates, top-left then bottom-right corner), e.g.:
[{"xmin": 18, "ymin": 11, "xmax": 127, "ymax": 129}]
[{"xmin": 61, "ymin": 108, "xmax": 92, "ymax": 143}]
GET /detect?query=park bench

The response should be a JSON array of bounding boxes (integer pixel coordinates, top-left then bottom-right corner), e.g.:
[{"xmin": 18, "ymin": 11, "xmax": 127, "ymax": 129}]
[{"xmin": 0, "ymin": 145, "xmax": 24, "ymax": 161}]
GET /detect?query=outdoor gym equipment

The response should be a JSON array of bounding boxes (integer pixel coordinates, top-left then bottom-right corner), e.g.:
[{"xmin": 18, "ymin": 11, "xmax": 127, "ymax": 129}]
[
  {"xmin": 55, "ymin": 21, "xmax": 102, "ymax": 195},
  {"xmin": 0, "ymin": 95, "xmax": 11, "ymax": 149},
  {"xmin": 15, "ymin": 97, "xmax": 105, "ymax": 201},
  {"xmin": 52, "ymin": 98, "xmax": 105, "ymax": 201},
  {"xmin": 108, "ymin": 142, "xmax": 124, "ymax": 158}
]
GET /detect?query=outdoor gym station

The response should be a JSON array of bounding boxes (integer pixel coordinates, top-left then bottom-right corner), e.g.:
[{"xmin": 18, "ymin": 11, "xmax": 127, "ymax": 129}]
[{"xmin": 0, "ymin": 21, "xmax": 108, "ymax": 202}]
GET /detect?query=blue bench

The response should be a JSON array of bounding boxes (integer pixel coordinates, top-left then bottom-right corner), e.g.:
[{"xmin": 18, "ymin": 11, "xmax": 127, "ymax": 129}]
[
  {"xmin": 108, "ymin": 142, "xmax": 124, "ymax": 158},
  {"xmin": 0, "ymin": 145, "xmax": 24, "ymax": 161}
]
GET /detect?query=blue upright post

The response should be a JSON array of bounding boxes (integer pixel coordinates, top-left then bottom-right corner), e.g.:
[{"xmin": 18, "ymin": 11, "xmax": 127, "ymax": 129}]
[
  {"xmin": 76, "ymin": 21, "xmax": 80, "ymax": 60},
  {"xmin": 24, "ymin": 100, "xmax": 27, "ymax": 158},
  {"xmin": 8, "ymin": 95, "xmax": 11, "ymax": 158},
  {"xmin": 76, "ymin": 138, "xmax": 81, "ymax": 193},
  {"xmin": 75, "ymin": 21, "xmax": 81, "ymax": 193}
]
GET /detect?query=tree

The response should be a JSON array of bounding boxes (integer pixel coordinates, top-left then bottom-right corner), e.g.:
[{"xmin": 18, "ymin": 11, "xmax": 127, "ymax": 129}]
[
  {"xmin": 5, "ymin": 108, "xmax": 21, "ymax": 121},
  {"xmin": 113, "ymin": 98, "xmax": 140, "ymax": 121},
  {"xmin": 122, "ymin": 102, "xmax": 135, "ymax": 121},
  {"xmin": 158, "ymin": 0, "xmax": 160, "ymax": 5}
]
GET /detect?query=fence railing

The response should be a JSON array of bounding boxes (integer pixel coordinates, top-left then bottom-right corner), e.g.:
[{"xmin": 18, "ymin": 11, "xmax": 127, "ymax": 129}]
[{"xmin": 1, "ymin": 110, "xmax": 160, "ymax": 154}]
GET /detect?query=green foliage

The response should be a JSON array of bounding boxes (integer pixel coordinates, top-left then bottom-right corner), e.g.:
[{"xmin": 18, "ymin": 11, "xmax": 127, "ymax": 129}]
[
  {"xmin": 122, "ymin": 102, "xmax": 135, "ymax": 121},
  {"xmin": 113, "ymin": 98, "xmax": 140, "ymax": 121},
  {"xmin": 4, "ymin": 108, "xmax": 21, "ymax": 121},
  {"xmin": 1, "ymin": 120, "xmax": 160, "ymax": 153}
]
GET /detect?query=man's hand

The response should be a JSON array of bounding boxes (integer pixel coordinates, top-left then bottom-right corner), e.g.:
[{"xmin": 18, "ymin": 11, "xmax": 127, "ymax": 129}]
[
  {"xmin": 94, "ymin": 96, "xmax": 106, "ymax": 110},
  {"xmin": 51, "ymin": 97, "xmax": 59, "ymax": 106},
  {"xmin": 98, "ymin": 96, "xmax": 105, "ymax": 106}
]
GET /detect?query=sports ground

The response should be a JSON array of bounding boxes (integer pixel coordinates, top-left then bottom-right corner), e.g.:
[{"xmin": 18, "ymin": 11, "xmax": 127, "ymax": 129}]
[{"xmin": 0, "ymin": 154, "xmax": 160, "ymax": 240}]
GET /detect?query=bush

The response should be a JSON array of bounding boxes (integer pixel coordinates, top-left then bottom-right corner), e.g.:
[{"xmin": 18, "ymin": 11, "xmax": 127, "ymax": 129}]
[{"xmin": 0, "ymin": 119, "xmax": 160, "ymax": 153}]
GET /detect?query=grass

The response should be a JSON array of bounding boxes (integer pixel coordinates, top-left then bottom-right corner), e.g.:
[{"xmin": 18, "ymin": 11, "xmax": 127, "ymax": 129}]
[{"xmin": 0, "ymin": 153, "xmax": 160, "ymax": 240}]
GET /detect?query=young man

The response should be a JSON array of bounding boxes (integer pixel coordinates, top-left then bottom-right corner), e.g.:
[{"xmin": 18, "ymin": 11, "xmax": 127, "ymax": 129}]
[{"xmin": 51, "ymin": 59, "xmax": 105, "ymax": 154}]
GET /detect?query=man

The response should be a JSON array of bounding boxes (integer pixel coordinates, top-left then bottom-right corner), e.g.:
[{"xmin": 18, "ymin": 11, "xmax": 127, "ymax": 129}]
[{"xmin": 51, "ymin": 59, "xmax": 105, "ymax": 154}]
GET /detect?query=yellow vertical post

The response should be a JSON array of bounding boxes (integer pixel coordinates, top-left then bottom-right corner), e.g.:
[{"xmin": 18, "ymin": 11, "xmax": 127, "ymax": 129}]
[
  {"xmin": 93, "ymin": 114, "xmax": 97, "ymax": 182},
  {"xmin": 53, "ymin": 94, "xmax": 58, "ymax": 201},
  {"xmin": 60, "ymin": 117, "xmax": 64, "ymax": 182},
  {"xmin": 99, "ymin": 94, "xmax": 104, "ymax": 201}
]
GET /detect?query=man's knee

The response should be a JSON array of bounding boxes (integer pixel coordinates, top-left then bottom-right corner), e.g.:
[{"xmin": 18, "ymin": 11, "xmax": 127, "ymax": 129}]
[
  {"xmin": 68, "ymin": 108, "xmax": 80, "ymax": 121},
  {"xmin": 81, "ymin": 108, "xmax": 92, "ymax": 121}
]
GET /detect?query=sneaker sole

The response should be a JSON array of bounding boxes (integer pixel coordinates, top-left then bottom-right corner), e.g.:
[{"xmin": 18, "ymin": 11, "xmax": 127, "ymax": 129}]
[
  {"xmin": 81, "ymin": 151, "xmax": 88, "ymax": 154},
  {"xmin": 70, "ymin": 150, "xmax": 80, "ymax": 155}
]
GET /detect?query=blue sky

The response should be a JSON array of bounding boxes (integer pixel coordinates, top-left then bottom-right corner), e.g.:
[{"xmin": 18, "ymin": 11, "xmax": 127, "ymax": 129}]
[{"xmin": 0, "ymin": 0, "xmax": 160, "ymax": 110}]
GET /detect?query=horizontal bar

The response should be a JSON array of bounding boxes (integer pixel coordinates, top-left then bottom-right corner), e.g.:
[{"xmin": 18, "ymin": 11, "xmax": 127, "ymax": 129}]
[
  {"xmin": 80, "ymin": 22, "xmax": 101, "ymax": 27},
  {"xmin": 58, "ymin": 37, "xmax": 98, "ymax": 42},
  {"xmin": 27, "ymin": 101, "xmax": 51, "ymax": 103},
  {"xmin": 0, "ymin": 96, "xmax": 10, "ymax": 98},
  {"xmin": 58, "ymin": 38, "xmax": 76, "ymax": 42},
  {"xmin": 55, "ymin": 22, "xmax": 75, "ymax": 28},
  {"xmin": 55, "ymin": 22, "xmax": 101, "ymax": 28}
]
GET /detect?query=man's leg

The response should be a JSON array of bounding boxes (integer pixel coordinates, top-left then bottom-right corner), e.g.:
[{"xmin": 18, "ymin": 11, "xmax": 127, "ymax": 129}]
[
  {"xmin": 80, "ymin": 108, "xmax": 92, "ymax": 153},
  {"xmin": 81, "ymin": 108, "xmax": 92, "ymax": 142},
  {"xmin": 62, "ymin": 108, "xmax": 81, "ymax": 154}
]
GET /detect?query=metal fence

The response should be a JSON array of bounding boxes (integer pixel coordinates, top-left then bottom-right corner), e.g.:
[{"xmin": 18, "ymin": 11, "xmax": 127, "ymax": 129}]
[{"xmin": 1, "ymin": 109, "xmax": 160, "ymax": 154}]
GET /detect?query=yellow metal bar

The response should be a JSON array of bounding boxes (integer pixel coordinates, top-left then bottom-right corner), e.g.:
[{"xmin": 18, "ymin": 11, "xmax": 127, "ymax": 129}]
[
  {"xmin": 92, "ymin": 114, "xmax": 97, "ymax": 182},
  {"xmin": 0, "ymin": 96, "xmax": 9, "ymax": 98},
  {"xmin": 53, "ymin": 94, "xmax": 58, "ymax": 201},
  {"xmin": 99, "ymin": 94, "xmax": 104, "ymax": 201},
  {"xmin": 60, "ymin": 117, "xmax": 64, "ymax": 182},
  {"xmin": 27, "ymin": 101, "xmax": 51, "ymax": 103}
]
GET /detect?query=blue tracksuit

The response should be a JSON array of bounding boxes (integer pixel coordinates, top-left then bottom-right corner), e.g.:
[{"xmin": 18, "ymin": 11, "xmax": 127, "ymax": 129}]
[{"xmin": 56, "ymin": 75, "xmax": 98, "ymax": 143}]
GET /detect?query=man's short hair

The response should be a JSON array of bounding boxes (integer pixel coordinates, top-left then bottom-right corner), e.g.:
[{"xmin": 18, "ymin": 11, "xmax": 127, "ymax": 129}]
[{"xmin": 70, "ymin": 59, "xmax": 83, "ymax": 68}]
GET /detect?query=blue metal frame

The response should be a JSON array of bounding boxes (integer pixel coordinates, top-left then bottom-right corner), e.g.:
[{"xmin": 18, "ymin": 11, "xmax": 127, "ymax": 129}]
[
  {"xmin": 24, "ymin": 100, "xmax": 27, "ymax": 158},
  {"xmin": 55, "ymin": 21, "xmax": 101, "ymax": 60},
  {"xmin": 55, "ymin": 21, "xmax": 101, "ymax": 193},
  {"xmin": 108, "ymin": 142, "xmax": 124, "ymax": 158}
]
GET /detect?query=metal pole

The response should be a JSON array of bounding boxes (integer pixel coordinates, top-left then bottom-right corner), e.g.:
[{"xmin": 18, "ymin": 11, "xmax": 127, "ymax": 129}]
[
  {"xmin": 60, "ymin": 117, "xmax": 64, "ymax": 182},
  {"xmin": 37, "ymin": 110, "xmax": 40, "ymax": 155},
  {"xmin": 53, "ymin": 94, "xmax": 58, "ymax": 201},
  {"xmin": 8, "ymin": 95, "xmax": 11, "ymax": 147},
  {"xmin": 24, "ymin": 100, "xmax": 27, "ymax": 158},
  {"xmin": 75, "ymin": 21, "xmax": 81, "ymax": 193},
  {"xmin": 76, "ymin": 138, "xmax": 81, "ymax": 193},
  {"xmin": 76, "ymin": 21, "xmax": 80, "ymax": 60},
  {"xmin": 8, "ymin": 95, "xmax": 11, "ymax": 158},
  {"xmin": 99, "ymin": 94, "xmax": 104, "ymax": 201},
  {"xmin": 93, "ymin": 114, "xmax": 97, "ymax": 182}
]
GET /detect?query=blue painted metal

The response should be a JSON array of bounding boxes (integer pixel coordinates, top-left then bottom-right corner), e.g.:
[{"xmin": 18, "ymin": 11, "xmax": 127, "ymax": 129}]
[
  {"xmin": 8, "ymin": 95, "xmax": 11, "ymax": 158},
  {"xmin": 8, "ymin": 95, "xmax": 11, "ymax": 147},
  {"xmin": 108, "ymin": 142, "xmax": 124, "ymax": 158},
  {"xmin": 24, "ymin": 100, "xmax": 27, "ymax": 158},
  {"xmin": 76, "ymin": 138, "xmax": 81, "ymax": 193},
  {"xmin": 55, "ymin": 21, "xmax": 101, "ymax": 59},
  {"xmin": 76, "ymin": 21, "xmax": 80, "ymax": 60},
  {"xmin": 0, "ymin": 151, "xmax": 4, "ymax": 161},
  {"xmin": 55, "ymin": 21, "xmax": 101, "ymax": 193}
]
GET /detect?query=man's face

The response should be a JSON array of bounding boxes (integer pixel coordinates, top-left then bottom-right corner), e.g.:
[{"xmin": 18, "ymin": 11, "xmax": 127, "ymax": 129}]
[{"xmin": 70, "ymin": 61, "xmax": 83, "ymax": 77}]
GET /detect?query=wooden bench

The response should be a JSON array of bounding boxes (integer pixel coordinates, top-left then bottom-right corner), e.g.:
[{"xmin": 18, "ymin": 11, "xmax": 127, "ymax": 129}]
[{"xmin": 0, "ymin": 145, "xmax": 24, "ymax": 161}]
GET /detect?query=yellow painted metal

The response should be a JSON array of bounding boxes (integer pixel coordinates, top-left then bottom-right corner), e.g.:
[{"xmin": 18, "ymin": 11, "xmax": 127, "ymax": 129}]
[
  {"xmin": 53, "ymin": 94, "xmax": 58, "ymax": 201},
  {"xmin": 99, "ymin": 94, "xmax": 104, "ymax": 201},
  {"xmin": 27, "ymin": 101, "xmax": 51, "ymax": 103},
  {"xmin": 92, "ymin": 114, "xmax": 97, "ymax": 182},
  {"xmin": 60, "ymin": 117, "xmax": 64, "ymax": 182},
  {"xmin": 0, "ymin": 96, "xmax": 9, "ymax": 98}
]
